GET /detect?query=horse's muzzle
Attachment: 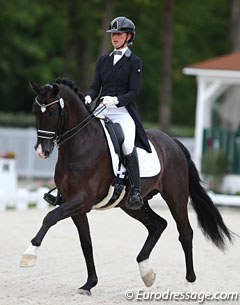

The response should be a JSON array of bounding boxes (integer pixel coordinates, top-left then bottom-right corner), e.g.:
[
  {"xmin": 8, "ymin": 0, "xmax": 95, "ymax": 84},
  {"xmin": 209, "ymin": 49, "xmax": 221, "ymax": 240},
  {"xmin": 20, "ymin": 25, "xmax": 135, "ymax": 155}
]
[{"xmin": 35, "ymin": 142, "xmax": 53, "ymax": 159}]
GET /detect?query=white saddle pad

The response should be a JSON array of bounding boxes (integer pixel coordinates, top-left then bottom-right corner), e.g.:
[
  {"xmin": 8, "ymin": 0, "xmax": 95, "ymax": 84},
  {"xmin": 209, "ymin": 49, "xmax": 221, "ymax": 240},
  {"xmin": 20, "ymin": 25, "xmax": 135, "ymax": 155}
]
[{"xmin": 100, "ymin": 120, "xmax": 161, "ymax": 178}]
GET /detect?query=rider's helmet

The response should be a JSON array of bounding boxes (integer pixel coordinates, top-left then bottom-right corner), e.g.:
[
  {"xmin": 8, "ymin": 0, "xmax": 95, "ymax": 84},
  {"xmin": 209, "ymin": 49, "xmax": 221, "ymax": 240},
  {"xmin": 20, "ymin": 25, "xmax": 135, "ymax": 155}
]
[{"xmin": 107, "ymin": 16, "xmax": 136, "ymax": 45}]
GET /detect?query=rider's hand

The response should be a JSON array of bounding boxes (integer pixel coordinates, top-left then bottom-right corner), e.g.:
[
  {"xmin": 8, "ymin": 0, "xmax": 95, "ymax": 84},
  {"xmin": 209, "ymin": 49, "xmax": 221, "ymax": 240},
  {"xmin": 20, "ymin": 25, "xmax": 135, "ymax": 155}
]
[
  {"xmin": 84, "ymin": 95, "xmax": 92, "ymax": 105},
  {"xmin": 101, "ymin": 96, "xmax": 119, "ymax": 107}
]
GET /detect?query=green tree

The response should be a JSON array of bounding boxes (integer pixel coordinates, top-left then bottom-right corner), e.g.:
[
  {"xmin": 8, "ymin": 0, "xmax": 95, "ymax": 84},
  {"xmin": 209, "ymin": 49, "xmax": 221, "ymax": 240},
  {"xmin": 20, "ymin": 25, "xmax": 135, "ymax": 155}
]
[
  {"xmin": 0, "ymin": 0, "xmax": 233, "ymax": 131},
  {"xmin": 173, "ymin": 0, "xmax": 229, "ymax": 126},
  {"xmin": 159, "ymin": 0, "xmax": 174, "ymax": 133},
  {"xmin": 0, "ymin": 0, "xmax": 68, "ymax": 111}
]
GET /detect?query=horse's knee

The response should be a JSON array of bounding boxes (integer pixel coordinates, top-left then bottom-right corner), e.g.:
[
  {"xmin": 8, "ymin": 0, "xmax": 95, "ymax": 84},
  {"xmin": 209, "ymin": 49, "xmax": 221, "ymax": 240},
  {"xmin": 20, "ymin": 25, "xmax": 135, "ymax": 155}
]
[{"xmin": 43, "ymin": 209, "xmax": 62, "ymax": 226}]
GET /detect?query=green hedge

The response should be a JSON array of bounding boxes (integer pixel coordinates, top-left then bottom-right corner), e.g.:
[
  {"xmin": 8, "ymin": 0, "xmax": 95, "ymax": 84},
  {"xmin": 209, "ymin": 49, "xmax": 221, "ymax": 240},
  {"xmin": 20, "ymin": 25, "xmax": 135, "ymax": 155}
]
[
  {"xmin": 0, "ymin": 112, "xmax": 35, "ymax": 127},
  {"xmin": 0, "ymin": 113, "xmax": 195, "ymax": 137}
]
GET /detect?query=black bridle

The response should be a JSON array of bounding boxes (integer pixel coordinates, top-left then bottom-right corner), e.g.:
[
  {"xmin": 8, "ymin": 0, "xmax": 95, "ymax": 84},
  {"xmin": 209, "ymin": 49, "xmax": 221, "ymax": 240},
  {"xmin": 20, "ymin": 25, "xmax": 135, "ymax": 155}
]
[
  {"xmin": 35, "ymin": 96, "xmax": 65, "ymax": 142},
  {"xmin": 35, "ymin": 96, "xmax": 106, "ymax": 148}
]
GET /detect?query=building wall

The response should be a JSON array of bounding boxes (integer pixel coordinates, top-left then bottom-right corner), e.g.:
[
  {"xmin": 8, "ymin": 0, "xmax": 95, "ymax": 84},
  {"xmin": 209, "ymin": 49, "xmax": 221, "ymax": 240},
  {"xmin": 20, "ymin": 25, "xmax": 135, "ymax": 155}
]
[{"xmin": 218, "ymin": 85, "xmax": 240, "ymax": 130}]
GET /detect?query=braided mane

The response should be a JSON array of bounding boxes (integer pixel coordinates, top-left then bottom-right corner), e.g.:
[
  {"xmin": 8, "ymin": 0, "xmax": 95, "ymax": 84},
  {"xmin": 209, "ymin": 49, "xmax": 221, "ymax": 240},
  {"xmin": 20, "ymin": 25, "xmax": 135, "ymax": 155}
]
[{"xmin": 54, "ymin": 77, "xmax": 85, "ymax": 103}]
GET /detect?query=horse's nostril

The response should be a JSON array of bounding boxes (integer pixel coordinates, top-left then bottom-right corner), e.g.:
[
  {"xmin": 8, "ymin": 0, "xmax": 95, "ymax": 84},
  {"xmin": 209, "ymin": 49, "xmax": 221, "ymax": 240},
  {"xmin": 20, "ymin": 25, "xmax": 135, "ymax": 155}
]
[{"xmin": 44, "ymin": 151, "xmax": 50, "ymax": 158}]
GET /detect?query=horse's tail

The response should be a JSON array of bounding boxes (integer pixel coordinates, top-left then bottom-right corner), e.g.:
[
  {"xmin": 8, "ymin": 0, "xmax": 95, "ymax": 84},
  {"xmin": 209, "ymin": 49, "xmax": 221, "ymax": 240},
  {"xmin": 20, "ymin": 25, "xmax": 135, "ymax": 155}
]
[{"xmin": 174, "ymin": 138, "xmax": 233, "ymax": 250}]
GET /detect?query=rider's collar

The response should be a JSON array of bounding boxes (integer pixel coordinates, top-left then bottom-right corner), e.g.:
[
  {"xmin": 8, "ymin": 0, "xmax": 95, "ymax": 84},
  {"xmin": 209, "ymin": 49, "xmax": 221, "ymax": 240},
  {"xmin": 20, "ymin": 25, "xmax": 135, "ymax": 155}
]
[{"xmin": 109, "ymin": 48, "xmax": 131, "ymax": 57}]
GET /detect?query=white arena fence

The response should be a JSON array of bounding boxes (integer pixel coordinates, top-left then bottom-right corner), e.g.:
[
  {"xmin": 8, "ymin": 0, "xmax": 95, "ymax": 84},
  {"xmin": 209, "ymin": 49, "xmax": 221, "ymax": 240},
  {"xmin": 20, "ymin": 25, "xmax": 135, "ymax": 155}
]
[
  {"xmin": 0, "ymin": 187, "xmax": 51, "ymax": 212},
  {"xmin": 0, "ymin": 127, "xmax": 57, "ymax": 179},
  {"xmin": 0, "ymin": 127, "xmax": 196, "ymax": 211},
  {"xmin": 0, "ymin": 127, "xmax": 194, "ymax": 179}
]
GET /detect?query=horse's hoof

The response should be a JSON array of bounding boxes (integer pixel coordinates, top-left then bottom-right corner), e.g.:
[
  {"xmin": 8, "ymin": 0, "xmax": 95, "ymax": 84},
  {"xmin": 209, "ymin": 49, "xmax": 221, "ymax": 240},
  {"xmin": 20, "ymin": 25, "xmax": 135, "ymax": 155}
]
[
  {"xmin": 19, "ymin": 254, "xmax": 37, "ymax": 267},
  {"xmin": 141, "ymin": 270, "xmax": 156, "ymax": 287},
  {"xmin": 139, "ymin": 259, "xmax": 156, "ymax": 287},
  {"xmin": 78, "ymin": 288, "xmax": 91, "ymax": 296},
  {"xmin": 186, "ymin": 274, "xmax": 196, "ymax": 283}
]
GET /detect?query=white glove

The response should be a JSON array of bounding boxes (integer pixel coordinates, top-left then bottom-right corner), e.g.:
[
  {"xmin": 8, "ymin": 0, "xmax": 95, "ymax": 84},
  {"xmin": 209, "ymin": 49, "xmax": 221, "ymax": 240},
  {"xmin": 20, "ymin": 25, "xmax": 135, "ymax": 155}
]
[
  {"xmin": 84, "ymin": 95, "xmax": 92, "ymax": 105},
  {"xmin": 101, "ymin": 96, "xmax": 119, "ymax": 107}
]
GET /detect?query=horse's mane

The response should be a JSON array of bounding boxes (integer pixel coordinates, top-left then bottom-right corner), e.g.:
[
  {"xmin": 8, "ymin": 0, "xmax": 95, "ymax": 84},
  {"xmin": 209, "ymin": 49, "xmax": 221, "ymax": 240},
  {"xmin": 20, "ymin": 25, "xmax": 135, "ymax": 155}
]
[{"xmin": 54, "ymin": 77, "xmax": 85, "ymax": 103}]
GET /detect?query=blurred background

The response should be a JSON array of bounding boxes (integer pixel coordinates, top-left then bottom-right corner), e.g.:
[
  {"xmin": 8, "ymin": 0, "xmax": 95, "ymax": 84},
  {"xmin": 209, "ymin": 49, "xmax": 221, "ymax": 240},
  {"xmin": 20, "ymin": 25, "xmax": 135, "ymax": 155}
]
[
  {"xmin": 0, "ymin": 0, "xmax": 240, "ymax": 196},
  {"xmin": 1, "ymin": 0, "xmax": 238, "ymax": 133}
]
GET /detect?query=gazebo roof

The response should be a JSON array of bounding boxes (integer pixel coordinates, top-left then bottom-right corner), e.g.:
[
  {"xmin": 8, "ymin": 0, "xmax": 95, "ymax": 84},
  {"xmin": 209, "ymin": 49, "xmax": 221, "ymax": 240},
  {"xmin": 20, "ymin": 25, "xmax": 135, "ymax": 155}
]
[
  {"xmin": 187, "ymin": 51, "xmax": 240, "ymax": 71},
  {"xmin": 183, "ymin": 51, "xmax": 240, "ymax": 78}
]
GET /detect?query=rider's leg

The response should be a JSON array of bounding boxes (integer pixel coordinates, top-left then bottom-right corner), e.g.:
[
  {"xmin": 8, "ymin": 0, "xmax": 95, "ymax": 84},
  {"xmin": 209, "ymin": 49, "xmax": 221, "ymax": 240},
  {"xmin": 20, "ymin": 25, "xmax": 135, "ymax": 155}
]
[
  {"xmin": 111, "ymin": 110, "xmax": 143, "ymax": 210},
  {"xmin": 124, "ymin": 147, "xmax": 144, "ymax": 210}
]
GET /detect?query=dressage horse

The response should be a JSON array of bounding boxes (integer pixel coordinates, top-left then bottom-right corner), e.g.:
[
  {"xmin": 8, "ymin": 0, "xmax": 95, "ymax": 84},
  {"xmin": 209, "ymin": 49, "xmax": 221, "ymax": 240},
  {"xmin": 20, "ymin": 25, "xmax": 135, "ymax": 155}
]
[{"xmin": 20, "ymin": 78, "xmax": 233, "ymax": 295}]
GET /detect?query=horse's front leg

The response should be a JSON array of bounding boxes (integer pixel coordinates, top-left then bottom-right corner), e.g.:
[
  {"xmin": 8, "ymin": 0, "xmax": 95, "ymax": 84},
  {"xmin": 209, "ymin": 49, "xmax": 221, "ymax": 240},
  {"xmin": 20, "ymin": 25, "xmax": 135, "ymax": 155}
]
[
  {"xmin": 20, "ymin": 198, "xmax": 89, "ymax": 268},
  {"xmin": 19, "ymin": 206, "xmax": 63, "ymax": 267},
  {"xmin": 71, "ymin": 214, "xmax": 98, "ymax": 295}
]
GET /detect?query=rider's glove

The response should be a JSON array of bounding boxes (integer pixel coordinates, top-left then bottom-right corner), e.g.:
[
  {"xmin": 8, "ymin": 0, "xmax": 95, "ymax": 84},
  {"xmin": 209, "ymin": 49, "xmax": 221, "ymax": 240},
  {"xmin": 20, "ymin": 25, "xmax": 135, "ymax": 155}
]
[
  {"xmin": 84, "ymin": 95, "xmax": 92, "ymax": 105},
  {"xmin": 101, "ymin": 96, "xmax": 119, "ymax": 107}
]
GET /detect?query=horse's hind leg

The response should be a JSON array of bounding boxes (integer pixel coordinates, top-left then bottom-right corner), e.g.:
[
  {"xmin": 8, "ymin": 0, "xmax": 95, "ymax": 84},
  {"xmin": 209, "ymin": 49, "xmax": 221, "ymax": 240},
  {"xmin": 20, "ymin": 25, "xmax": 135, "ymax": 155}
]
[
  {"xmin": 71, "ymin": 214, "xmax": 98, "ymax": 296},
  {"xmin": 164, "ymin": 194, "xmax": 196, "ymax": 283},
  {"xmin": 121, "ymin": 201, "xmax": 167, "ymax": 287}
]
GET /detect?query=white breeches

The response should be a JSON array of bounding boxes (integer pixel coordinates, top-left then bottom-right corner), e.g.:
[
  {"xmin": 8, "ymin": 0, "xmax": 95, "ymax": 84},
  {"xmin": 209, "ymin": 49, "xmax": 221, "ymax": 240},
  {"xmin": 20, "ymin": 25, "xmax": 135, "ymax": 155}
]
[{"xmin": 97, "ymin": 104, "xmax": 135, "ymax": 155}]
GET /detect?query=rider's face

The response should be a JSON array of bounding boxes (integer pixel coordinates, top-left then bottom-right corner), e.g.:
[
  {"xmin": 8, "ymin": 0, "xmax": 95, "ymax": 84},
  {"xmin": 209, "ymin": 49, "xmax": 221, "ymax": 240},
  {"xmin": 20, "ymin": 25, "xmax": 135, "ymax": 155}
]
[{"xmin": 111, "ymin": 32, "xmax": 129, "ymax": 49}]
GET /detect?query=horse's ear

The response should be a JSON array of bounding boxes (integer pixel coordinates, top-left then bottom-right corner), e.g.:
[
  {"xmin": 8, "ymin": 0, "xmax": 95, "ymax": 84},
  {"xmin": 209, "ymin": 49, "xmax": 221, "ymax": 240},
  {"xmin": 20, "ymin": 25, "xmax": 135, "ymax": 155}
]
[
  {"xmin": 51, "ymin": 84, "xmax": 59, "ymax": 97},
  {"xmin": 30, "ymin": 81, "xmax": 41, "ymax": 94}
]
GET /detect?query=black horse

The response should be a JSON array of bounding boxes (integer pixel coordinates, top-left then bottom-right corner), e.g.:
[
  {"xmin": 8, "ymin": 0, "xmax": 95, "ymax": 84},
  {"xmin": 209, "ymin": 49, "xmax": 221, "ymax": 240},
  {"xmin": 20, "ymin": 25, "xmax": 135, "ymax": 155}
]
[{"xmin": 20, "ymin": 78, "xmax": 233, "ymax": 295}]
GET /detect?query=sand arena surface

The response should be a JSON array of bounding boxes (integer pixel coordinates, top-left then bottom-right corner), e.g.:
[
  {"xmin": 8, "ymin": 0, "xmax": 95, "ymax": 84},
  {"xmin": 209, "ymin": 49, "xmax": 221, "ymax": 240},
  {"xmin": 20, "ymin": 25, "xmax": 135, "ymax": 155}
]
[{"xmin": 0, "ymin": 203, "xmax": 239, "ymax": 305}]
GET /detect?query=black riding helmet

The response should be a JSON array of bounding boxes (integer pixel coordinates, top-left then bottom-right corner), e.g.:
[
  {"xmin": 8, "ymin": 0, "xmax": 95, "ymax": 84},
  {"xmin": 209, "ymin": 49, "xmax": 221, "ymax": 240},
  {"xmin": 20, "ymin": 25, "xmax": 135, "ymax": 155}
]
[{"xmin": 107, "ymin": 16, "xmax": 136, "ymax": 45}]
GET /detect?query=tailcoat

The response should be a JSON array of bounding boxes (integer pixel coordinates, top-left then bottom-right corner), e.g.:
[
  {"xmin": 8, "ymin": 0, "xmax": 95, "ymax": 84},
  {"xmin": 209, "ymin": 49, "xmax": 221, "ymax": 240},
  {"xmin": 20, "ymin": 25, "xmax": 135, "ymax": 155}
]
[{"xmin": 87, "ymin": 49, "xmax": 151, "ymax": 153}]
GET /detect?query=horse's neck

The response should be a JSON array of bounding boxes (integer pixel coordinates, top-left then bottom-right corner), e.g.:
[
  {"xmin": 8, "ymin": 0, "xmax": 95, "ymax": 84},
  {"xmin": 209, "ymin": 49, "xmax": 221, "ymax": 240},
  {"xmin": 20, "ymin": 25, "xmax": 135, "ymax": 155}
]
[
  {"xmin": 62, "ymin": 92, "xmax": 89, "ymax": 130},
  {"xmin": 59, "ymin": 118, "xmax": 104, "ymax": 160},
  {"xmin": 59, "ymin": 85, "xmax": 108, "ymax": 146}
]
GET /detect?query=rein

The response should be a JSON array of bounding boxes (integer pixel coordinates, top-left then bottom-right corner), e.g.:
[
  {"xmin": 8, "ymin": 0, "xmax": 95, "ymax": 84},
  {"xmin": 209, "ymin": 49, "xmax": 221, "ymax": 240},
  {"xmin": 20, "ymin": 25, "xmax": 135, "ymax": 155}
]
[
  {"xmin": 55, "ymin": 105, "xmax": 106, "ymax": 147},
  {"xmin": 35, "ymin": 95, "xmax": 106, "ymax": 148}
]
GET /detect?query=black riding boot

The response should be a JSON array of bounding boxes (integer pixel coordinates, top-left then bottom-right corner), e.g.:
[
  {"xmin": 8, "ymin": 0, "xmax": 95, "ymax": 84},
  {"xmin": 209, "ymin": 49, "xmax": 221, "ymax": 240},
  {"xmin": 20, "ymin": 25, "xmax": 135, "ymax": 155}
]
[{"xmin": 125, "ymin": 148, "xmax": 144, "ymax": 210}]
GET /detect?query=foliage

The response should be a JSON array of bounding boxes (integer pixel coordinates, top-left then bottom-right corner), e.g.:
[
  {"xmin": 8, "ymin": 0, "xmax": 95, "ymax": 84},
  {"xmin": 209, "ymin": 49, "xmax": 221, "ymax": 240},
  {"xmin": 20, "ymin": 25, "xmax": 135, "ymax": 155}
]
[
  {"xmin": 0, "ymin": 0, "xmax": 231, "ymax": 127},
  {"xmin": 0, "ymin": 112, "xmax": 35, "ymax": 127},
  {"xmin": 143, "ymin": 121, "xmax": 194, "ymax": 137},
  {"xmin": 201, "ymin": 149, "xmax": 229, "ymax": 191},
  {"xmin": 1, "ymin": 151, "xmax": 16, "ymax": 159}
]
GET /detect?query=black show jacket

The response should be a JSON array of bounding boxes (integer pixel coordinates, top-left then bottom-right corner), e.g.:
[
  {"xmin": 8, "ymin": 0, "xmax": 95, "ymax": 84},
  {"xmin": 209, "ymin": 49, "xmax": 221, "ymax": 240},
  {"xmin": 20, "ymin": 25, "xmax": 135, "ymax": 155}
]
[{"xmin": 87, "ymin": 49, "xmax": 152, "ymax": 153}]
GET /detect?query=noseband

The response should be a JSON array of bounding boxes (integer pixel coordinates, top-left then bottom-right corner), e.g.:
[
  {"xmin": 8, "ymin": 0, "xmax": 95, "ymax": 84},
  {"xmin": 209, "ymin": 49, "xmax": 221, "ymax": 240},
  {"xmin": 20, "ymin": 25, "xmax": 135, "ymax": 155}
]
[
  {"xmin": 35, "ymin": 96, "xmax": 106, "ymax": 147},
  {"xmin": 35, "ymin": 97, "xmax": 65, "ymax": 140}
]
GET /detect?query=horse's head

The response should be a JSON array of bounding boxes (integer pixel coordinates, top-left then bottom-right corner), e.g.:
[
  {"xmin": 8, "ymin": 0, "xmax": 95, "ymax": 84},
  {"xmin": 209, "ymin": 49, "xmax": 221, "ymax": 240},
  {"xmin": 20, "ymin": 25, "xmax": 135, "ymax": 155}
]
[{"xmin": 31, "ymin": 81, "xmax": 64, "ymax": 159}]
